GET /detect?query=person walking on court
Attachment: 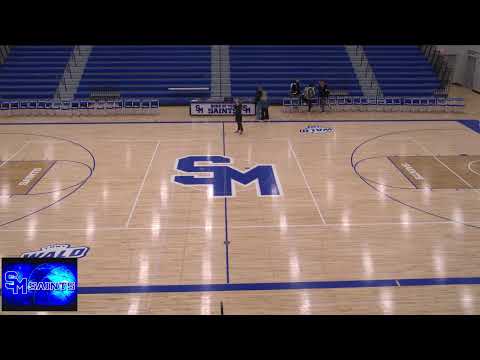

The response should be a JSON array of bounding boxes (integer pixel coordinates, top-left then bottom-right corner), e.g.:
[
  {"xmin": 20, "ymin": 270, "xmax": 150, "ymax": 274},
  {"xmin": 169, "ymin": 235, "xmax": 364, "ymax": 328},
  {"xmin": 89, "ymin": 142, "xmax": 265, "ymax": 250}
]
[
  {"xmin": 255, "ymin": 86, "xmax": 263, "ymax": 120},
  {"xmin": 234, "ymin": 98, "xmax": 244, "ymax": 135},
  {"xmin": 260, "ymin": 88, "xmax": 269, "ymax": 121},
  {"xmin": 317, "ymin": 80, "xmax": 330, "ymax": 112},
  {"xmin": 302, "ymin": 83, "xmax": 316, "ymax": 112}
]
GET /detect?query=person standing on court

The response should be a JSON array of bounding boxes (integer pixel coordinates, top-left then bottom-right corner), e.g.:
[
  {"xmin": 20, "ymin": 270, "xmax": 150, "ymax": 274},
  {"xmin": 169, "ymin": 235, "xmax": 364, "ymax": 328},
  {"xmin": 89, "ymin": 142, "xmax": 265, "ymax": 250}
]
[
  {"xmin": 255, "ymin": 86, "xmax": 263, "ymax": 120},
  {"xmin": 260, "ymin": 88, "xmax": 269, "ymax": 121},
  {"xmin": 317, "ymin": 80, "xmax": 330, "ymax": 112},
  {"xmin": 234, "ymin": 98, "xmax": 244, "ymax": 135},
  {"xmin": 302, "ymin": 83, "xmax": 316, "ymax": 112}
]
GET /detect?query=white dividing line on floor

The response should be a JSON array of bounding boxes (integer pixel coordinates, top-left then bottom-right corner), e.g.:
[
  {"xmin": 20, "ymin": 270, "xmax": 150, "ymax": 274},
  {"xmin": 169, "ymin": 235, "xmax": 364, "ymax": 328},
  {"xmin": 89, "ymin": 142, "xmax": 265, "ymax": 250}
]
[
  {"xmin": 288, "ymin": 138, "xmax": 327, "ymax": 224},
  {"xmin": 395, "ymin": 280, "xmax": 401, "ymax": 287},
  {"xmin": 0, "ymin": 220, "xmax": 460, "ymax": 232},
  {"xmin": 105, "ymin": 138, "xmax": 218, "ymax": 143},
  {"xmin": 409, "ymin": 137, "xmax": 480, "ymax": 193},
  {"xmin": 0, "ymin": 142, "xmax": 30, "ymax": 169},
  {"xmin": 124, "ymin": 142, "xmax": 160, "ymax": 228}
]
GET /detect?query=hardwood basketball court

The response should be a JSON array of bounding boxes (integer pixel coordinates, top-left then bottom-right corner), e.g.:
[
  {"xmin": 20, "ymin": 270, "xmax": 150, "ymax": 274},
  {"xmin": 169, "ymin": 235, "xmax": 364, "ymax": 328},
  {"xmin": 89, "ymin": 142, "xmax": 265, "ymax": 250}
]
[{"xmin": 1, "ymin": 89, "xmax": 480, "ymax": 314}]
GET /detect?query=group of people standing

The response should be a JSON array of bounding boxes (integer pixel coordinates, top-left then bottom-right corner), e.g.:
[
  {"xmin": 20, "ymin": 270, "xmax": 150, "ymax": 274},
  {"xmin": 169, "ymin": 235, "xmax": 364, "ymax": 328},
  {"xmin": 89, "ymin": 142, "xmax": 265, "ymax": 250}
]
[
  {"xmin": 255, "ymin": 87, "xmax": 269, "ymax": 121},
  {"xmin": 290, "ymin": 80, "xmax": 330, "ymax": 112},
  {"xmin": 233, "ymin": 86, "xmax": 270, "ymax": 135}
]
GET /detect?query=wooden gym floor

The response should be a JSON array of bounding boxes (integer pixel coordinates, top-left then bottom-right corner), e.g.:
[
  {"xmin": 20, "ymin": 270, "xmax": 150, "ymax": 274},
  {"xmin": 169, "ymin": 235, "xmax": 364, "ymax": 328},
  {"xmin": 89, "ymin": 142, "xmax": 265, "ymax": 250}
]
[{"xmin": 1, "ymin": 85, "xmax": 480, "ymax": 315}]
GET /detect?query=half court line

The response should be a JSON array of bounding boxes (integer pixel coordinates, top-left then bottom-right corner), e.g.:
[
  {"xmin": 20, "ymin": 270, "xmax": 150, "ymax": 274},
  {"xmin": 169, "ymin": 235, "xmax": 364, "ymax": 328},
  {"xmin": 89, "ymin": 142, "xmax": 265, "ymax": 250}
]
[{"xmin": 222, "ymin": 122, "xmax": 231, "ymax": 284}]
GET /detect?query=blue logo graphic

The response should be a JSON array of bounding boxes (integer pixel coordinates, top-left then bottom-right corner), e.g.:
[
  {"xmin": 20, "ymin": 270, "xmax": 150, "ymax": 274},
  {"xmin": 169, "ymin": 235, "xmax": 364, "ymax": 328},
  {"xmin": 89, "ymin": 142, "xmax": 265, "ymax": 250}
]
[
  {"xmin": 300, "ymin": 125, "xmax": 334, "ymax": 134},
  {"xmin": 172, "ymin": 155, "xmax": 282, "ymax": 197},
  {"xmin": 2, "ymin": 258, "xmax": 78, "ymax": 311},
  {"xmin": 4, "ymin": 271, "xmax": 28, "ymax": 294}
]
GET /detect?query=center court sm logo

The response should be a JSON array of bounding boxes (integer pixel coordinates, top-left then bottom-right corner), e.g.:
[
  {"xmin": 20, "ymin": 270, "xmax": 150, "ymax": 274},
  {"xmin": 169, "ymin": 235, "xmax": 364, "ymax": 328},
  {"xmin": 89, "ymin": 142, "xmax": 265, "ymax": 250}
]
[{"xmin": 172, "ymin": 155, "xmax": 282, "ymax": 197}]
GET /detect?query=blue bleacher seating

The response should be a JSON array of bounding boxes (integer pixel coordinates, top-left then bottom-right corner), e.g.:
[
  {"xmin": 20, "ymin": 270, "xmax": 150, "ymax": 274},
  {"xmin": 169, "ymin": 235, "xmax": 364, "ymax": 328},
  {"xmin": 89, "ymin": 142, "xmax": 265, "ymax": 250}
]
[
  {"xmin": 74, "ymin": 46, "xmax": 211, "ymax": 105},
  {"xmin": 229, "ymin": 45, "xmax": 363, "ymax": 104},
  {"xmin": 0, "ymin": 46, "xmax": 73, "ymax": 99},
  {"xmin": 364, "ymin": 45, "xmax": 441, "ymax": 97}
]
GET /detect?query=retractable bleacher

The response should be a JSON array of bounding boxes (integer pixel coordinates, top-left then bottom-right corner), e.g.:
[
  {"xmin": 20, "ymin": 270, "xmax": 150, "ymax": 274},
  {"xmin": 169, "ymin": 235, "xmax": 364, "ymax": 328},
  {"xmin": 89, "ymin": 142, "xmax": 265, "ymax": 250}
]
[
  {"xmin": 363, "ymin": 45, "xmax": 441, "ymax": 97},
  {"xmin": 74, "ymin": 46, "xmax": 211, "ymax": 105},
  {"xmin": 0, "ymin": 46, "xmax": 73, "ymax": 99},
  {"xmin": 230, "ymin": 45, "xmax": 363, "ymax": 104}
]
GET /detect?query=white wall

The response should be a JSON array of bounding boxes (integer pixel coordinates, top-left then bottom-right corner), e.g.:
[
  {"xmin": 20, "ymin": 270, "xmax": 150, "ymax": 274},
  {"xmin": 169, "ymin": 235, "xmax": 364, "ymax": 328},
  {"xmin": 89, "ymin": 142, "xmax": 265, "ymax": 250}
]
[{"xmin": 438, "ymin": 45, "xmax": 480, "ymax": 90}]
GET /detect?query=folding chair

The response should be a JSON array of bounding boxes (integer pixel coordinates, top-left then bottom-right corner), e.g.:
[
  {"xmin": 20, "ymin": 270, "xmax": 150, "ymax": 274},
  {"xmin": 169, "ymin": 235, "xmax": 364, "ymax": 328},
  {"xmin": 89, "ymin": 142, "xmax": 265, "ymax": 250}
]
[
  {"xmin": 384, "ymin": 97, "xmax": 396, "ymax": 112},
  {"xmin": 18, "ymin": 101, "xmax": 29, "ymax": 116},
  {"xmin": 87, "ymin": 100, "xmax": 96, "ymax": 115},
  {"xmin": 336, "ymin": 97, "xmax": 347, "ymax": 112},
  {"xmin": 352, "ymin": 96, "xmax": 363, "ymax": 111},
  {"xmin": 392, "ymin": 97, "xmax": 403, "ymax": 112},
  {"xmin": 359, "ymin": 97, "xmax": 369, "ymax": 112},
  {"xmin": 79, "ymin": 100, "xmax": 89, "ymax": 116},
  {"xmin": 51, "ymin": 101, "xmax": 61, "ymax": 116},
  {"xmin": 124, "ymin": 99, "xmax": 134, "ymax": 114},
  {"xmin": 364, "ymin": 97, "xmax": 377, "ymax": 112},
  {"xmin": 0, "ymin": 101, "xmax": 10, "ymax": 116},
  {"xmin": 435, "ymin": 97, "xmax": 447, "ymax": 112},
  {"xmin": 106, "ymin": 100, "xmax": 115, "ymax": 115},
  {"xmin": 71, "ymin": 100, "xmax": 80, "ymax": 116},
  {"xmin": 376, "ymin": 97, "xmax": 386, "ymax": 112},
  {"xmin": 411, "ymin": 98, "xmax": 422, "ymax": 112},
  {"xmin": 10, "ymin": 100, "xmax": 19, "ymax": 115},
  {"xmin": 27, "ymin": 100, "xmax": 38, "ymax": 116},
  {"xmin": 140, "ymin": 100, "xmax": 151, "ymax": 115},
  {"xmin": 59, "ymin": 101, "xmax": 71, "ymax": 116},
  {"xmin": 113, "ymin": 99, "xmax": 124, "ymax": 115},
  {"xmin": 327, "ymin": 97, "xmax": 337, "ymax": 112},
  {"xmin": 419, "ymin": 98, "xmax": 432, "ymax": 112},
  {"xmin": 283, "ymin": 97, "xmax": 293, "ymax": 112},
  {"xmin": 150, "ymin": 100, "xmax": 160, "ymax": 114},
  {"xmin": 95, "ymin": 100, "xmax": 106, "ymax": 115},
  {"xmin": 43, "ymin": 101, "xmax": 52, "ymax": 115},
  {"xmin": 428, "ymin": 97, "xmax": 437, "ymax": 112},
  {"xmin": 132, "ymin": 99, "xmax": 141, "ymax": 114},
  {"xmin": 35, "ymin": 101, "xmax": 45, "ymax": 116},
  {"xmin": 291, "ymin": 97, "xmax": 301, "ymax": 112},
  {"xmin": 402, "ymin": 98, "xmax": 413, "ymax": 112}
]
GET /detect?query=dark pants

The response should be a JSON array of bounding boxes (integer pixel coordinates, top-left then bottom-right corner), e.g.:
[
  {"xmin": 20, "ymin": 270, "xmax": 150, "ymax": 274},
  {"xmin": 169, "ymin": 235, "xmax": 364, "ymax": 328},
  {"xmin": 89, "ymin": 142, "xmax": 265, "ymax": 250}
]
[
  {"xmin": 319, "ymin": 96, "xmax": 327, "ymax": 112},
  {"xmin": 302, "ymin": 96, "xmax": 312, "ymax": 111},
  {"xmin": 236, "ymin": 118, "xmax": 243, "ymax": 132},
  {"xmin": 262, "ymin": 105, "xmax": 269, "ymax": 120}
]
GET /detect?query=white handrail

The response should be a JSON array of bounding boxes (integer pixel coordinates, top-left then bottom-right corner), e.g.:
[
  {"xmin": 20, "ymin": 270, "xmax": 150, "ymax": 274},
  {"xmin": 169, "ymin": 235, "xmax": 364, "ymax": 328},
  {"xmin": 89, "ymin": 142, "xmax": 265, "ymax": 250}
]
[{"xmin": 168, "ymin": 87, "xmax": 209, "ymax": 91}]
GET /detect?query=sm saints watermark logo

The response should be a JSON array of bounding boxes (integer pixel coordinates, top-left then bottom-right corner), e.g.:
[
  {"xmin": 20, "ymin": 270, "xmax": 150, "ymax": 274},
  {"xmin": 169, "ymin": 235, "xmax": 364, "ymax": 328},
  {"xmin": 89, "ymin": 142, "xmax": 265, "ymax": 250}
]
[{"xmin": 172, "ymin": 155, "xmax": 282, "ymax": 197}]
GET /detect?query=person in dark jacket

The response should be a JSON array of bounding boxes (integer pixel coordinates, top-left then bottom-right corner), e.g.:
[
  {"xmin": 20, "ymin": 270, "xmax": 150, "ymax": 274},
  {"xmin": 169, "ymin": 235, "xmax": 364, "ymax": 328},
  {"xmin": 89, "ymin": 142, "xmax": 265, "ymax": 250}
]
[
  {"xmin": 234, "ymin": 98, "xmax": 243, "ymax": 134},
  {"xmin": 260, "ymin": 89, "xmax": 269, "ymax": 121},
  {"xmin": 317, "ymin": 80, "xmax": 330, "ymax": 112},
  {"xmin": 255, "ymin": 87, "xmax": 263, "ymax": 120},
  {"xmin": 290, "ymin": 80, "xmax": 301, "ymax": 97}
]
